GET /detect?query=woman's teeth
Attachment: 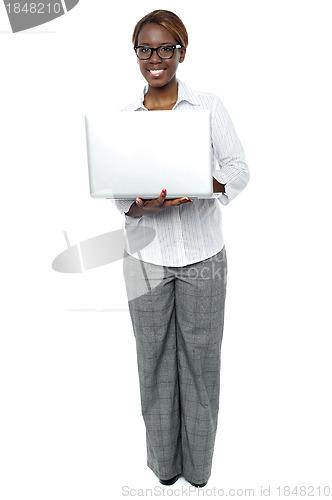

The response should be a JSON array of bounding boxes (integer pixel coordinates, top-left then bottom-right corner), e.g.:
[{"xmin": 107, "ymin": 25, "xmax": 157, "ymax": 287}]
[{"xmin": 149, "ymin": 69, "xmax": 165, "ymax": 75}]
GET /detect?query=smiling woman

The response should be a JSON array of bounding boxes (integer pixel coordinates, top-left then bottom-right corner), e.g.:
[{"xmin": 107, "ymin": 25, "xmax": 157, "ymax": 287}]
[
  {"xmin": 134, "ymin": 23, "xmax": 186, "ymax": 110},
  {"xmin": 111, "ymin": 9, "xmax": 250, "ymax": 490}
]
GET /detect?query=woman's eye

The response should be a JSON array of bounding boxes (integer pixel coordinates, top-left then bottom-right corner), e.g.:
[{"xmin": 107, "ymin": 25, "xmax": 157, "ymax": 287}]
[{"xmin": 161, "ymin": 46, "xmax": 172, "ymax": 53}]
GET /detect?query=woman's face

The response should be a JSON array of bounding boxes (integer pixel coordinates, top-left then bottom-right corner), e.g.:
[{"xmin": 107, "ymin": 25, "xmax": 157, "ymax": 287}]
[{"xmin": 136, "ymin": 23, "xmax": 186, "ymax": 89}]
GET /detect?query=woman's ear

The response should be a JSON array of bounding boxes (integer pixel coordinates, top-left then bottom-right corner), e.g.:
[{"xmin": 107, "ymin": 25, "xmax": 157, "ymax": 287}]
[{"xmin": 179, "ymin": 47, "xmax": 186, "ymax": 63}]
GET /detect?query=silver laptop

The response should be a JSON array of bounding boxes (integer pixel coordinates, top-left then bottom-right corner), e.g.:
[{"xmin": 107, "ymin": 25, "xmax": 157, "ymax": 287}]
[{"xmin": 85, "ymin": 109, "xmax": 215, "ymax": 199}]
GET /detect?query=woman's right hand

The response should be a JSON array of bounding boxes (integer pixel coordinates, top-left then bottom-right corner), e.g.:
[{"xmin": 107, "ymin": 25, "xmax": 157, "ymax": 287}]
[{"xmin": 134, "ymin": 189, "xmax": 192, "ymax": 215}]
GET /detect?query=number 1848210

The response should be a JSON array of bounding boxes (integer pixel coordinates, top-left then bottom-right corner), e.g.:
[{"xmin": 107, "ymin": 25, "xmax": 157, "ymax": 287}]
[{"xmin": 5, "ymin": 3, "xmax": 62, "ymax": 14}]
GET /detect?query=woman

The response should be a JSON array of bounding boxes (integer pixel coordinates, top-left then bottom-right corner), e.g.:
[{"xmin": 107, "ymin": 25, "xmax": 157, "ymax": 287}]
[{"xmin": 113, "ymin": 10, "xmax": 249, "ymax": 488}]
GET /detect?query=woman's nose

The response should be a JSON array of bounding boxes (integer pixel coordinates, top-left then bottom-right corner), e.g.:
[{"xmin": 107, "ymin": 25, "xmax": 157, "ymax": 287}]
[{"xmin": 150, "ymin": 49, "xmax": 162, "ymax": 63}]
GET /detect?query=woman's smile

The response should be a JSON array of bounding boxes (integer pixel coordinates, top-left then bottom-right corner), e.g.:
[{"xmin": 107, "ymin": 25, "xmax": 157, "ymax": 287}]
[{"xmin": 148, "ymin": 68, "xmax": 166, "ymax": 77}]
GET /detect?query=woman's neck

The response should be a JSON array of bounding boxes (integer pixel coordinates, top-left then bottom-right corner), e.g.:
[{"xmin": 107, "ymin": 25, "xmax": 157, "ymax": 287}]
[{"xmin": 144, "ymin": 77, "xmax": 178, "ymax": 111}]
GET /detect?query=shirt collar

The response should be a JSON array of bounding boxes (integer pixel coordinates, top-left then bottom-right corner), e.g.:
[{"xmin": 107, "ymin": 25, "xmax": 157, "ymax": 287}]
[{"xmin": 129, "ymin": 78, "xmax": 200, "ymax": 111}]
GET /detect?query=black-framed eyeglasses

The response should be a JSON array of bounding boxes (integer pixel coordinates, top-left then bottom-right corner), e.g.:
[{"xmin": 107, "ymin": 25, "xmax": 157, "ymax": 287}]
[{"xmin": 134, "ymin": 44, "xmax": 182, "ymax": 60}]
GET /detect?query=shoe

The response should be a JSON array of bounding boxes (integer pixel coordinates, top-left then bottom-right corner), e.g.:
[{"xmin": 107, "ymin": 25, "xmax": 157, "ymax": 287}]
[
  {"xmin": 189, "ymin": 481, "xmax": 208, "ymax": 488},
  {"xmin": 159, "ymin": 474, "xmax": 180, "ymax": 486}
]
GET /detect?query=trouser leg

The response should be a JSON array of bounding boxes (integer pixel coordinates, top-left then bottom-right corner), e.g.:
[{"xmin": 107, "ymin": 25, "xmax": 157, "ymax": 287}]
[
  {"xmin": 122, "ymin": 252, "xmax": 182, "ymax": 480},
  {"xmin": 173, "ymin": 247, "xmax": 227, "ymax": 484}
]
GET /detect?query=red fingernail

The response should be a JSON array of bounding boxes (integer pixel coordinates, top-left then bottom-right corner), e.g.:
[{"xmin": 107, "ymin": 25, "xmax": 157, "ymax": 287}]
[{"xmin": 162, "ymin": 189, "xmax": 166, "ymax": 193}]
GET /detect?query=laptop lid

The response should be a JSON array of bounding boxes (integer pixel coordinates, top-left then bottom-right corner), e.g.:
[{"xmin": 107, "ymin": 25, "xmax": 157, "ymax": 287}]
[{"xmin": 85, "ymin": 109, "xmax": 214, "ymax": 199}]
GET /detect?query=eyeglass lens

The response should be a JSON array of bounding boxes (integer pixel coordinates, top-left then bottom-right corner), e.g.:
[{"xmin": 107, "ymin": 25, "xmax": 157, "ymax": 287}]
[{"xmin": 136, "ymin": 46, "xmax": 175, "ymax": 60}]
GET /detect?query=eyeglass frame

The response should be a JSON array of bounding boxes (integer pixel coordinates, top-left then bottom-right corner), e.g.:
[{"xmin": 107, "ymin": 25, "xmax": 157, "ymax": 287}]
[{"xmin": 134, "ymin": 44, "xmax": 183, "ymax": 60}]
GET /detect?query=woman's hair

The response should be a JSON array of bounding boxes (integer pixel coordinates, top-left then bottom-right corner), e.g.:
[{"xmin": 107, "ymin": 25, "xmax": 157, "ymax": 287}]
[{"xmin": 132, "ymin": 10, "xmax": 188, "ymax": 48}]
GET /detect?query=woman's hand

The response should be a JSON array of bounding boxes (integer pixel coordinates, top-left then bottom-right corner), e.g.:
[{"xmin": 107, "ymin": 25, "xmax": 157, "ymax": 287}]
[{"xmin": 125, "ymin": 189, "xmax": 192, "ymax": 217}]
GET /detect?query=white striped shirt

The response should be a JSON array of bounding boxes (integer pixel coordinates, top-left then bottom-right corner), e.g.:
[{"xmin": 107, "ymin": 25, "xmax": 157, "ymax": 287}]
[{"xmin": 112, "ymin": 79, "xmax": 249, "ymax": 267}]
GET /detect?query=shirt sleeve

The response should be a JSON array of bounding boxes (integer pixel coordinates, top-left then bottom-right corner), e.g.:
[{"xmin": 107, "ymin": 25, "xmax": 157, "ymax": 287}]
[
  {"xmin": 211, "ymin": 96, "xmax": 250, "ymax": 205},
  {"xmin": 109, "ymin": 199, "xmax": 143, "ymax": 227}
]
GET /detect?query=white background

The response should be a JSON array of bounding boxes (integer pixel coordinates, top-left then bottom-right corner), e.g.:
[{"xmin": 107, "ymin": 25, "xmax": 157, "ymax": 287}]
[{"xmin": 0, "ymin": 0, "xmax": 331, "ymax": 498}]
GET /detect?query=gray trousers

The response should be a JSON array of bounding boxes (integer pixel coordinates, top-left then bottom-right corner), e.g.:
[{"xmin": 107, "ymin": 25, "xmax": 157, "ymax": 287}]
[{"xmin": 122, "ymin": 247, "xmax": 227, "ymax": 484}]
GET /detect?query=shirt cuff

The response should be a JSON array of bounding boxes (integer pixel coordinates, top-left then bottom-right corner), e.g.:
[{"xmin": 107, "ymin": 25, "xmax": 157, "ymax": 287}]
[
  {"xmin": 212, "ymin": 170, "xmax": 228, "ymax": 205},
  {"xmin": 109, "ymin": 199, "xmax": 144, "ymax": 227},
  {"xmin": 213, "ymin": 168, "xmax": 250, "ymax": 205},
  {"xmin": 109, "ymin": 199, "xmax": 135, "ymax": 214},
  {"xmin": 124, "ymin": 214, "xmax": 144, "ymax": 227}
]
